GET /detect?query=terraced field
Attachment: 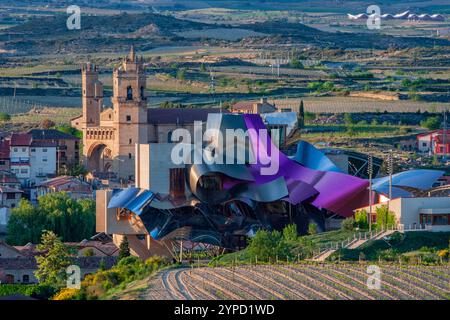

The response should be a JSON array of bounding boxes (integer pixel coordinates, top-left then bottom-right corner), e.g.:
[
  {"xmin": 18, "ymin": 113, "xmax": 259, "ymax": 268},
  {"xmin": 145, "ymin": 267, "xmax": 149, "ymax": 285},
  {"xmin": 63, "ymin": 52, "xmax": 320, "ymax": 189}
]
[{"xmin": 139, "ymin": 264, "xmax": 450, "ymax": 300}]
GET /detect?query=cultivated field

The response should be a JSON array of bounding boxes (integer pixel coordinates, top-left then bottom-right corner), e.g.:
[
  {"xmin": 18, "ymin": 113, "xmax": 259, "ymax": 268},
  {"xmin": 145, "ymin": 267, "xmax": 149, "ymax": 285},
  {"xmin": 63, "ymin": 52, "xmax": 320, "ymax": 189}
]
[
  {"xmin": 114, "ymin": 264, "xmax": 450, "ymax": 300},
  {"xmin": 272, "ymin": 97, "xmax": 450, "ymax": 113}
]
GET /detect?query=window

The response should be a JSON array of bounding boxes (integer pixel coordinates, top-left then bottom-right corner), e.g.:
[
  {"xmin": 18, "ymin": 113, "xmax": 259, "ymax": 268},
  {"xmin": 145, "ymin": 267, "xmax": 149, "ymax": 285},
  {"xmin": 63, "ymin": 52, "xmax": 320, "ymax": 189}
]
[
  {"xmin": 43, "ymin": 148, "xmax": 47, "ymax": 152},
  {"xmin": 422, "ymin": 142, "xmax": 427, "ymax": 147},
  {"xmin": 129, "ymin": 138, "xmax": 132, "ymax": 144},
  {"xmin": 140, "ymin": 86, "xmax": 145, "ymax": 100},
  {"xmin": 20, "ymin": 169, "xmax": 28, "ymax": 174},
  {"xmin": 22, "ymin": 275, "xmax": 29, "ymax": 283},
  {"xmin": 170, "ymin": 168, "xmax": 186, "ymax": 196},
  {"xmin": 128, "ymin": 153, "xmax": 132, "ymax": 159},
  {"xmin": 21, "ymin": 148, "xmax": 26, "ymax": 152},
  {"xmin": 6, "ymin": 193, "xmax": 15, "ymax": 200},
  {"xmin": 126, "ymin": 86, "xmax": 133, "ymax": 100},
  {"xmin": 42, "ymin": 156, "xmax": 48, "ymax": 162},
  {"xmin": 126, "ymin": 115, "xmax": 131, "ymax": 122},
  {"xmin": 433, "ymin": 214, "xmax": 449, "ymax": 225},
  {"xmin": 13, "ymin": 148, "xmax": 18, "ymax": 152},
  {"xmin": 0, "ymin": 160, "xmax": 5, "ymax": 165}
]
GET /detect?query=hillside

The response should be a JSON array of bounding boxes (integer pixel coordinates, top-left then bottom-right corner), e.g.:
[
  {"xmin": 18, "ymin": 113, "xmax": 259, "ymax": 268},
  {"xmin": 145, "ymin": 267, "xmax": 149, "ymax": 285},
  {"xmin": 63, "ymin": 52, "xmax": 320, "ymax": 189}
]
[
  {"xmin": 2, "ymin": 11, "xmax": 450, "ymax": 56},
  {"xmin": 241, "ymin": 21, "xmax": 450, "ymax": 49},
  {"xmin": 1, "ymin": 12, "xmax": 208, "ymax": 55}
]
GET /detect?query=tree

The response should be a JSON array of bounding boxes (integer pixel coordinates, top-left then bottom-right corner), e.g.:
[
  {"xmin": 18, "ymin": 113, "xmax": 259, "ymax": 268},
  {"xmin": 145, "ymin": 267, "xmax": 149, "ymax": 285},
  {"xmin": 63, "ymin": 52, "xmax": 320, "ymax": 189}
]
[
  {"xmin": 7, "ymin": 199, "xmax": 48, "ymax": 245},
  {"xmin": 282, "ymin": 224, "xmax": 298, "ymax": 242},
  {"xmin": 355, "ymin": 210, "xmax": 369, "ymax": 229},
  {"xmin": 55, "ymin": 125, "xmax": 82, "ymax": 139},
  {"xmin": 41, "ymin": 119, "xmax": 56, "ymax": 129},
  {"xmin": 290, "ymin": 58, "xmax": 304, "ymax": 69},
  {"xmin": 6, "ymin": 193, "xmax": 95, "ymax": 245},
  {"xmin": 344, "ymin": 113, "xmax": 356, "ymax": 125},
  {"xmin": 176, "ymin": 68, "xmax": 186, "ymax": 80},
  {"xmin": 118, "ymin": 236, "xmax": 131, "ymax": 261},
  {"xmin": 420, "ymin": 116, "xmax": 441, "ymax": 130},
  {"xmin": 298, "ymin": 100, "xmax": 305, "ymax": 128},
  {"xmin": 375, "ymin": 205, "xmax": 396, "ymax": 229},
  {"xmin": 0, "ymin": 112, "xmax": 11, "ymax": 122},
  {"xmin": 247, "ymin": 230, "xmax": 290, "ymax": 262},
  {"xmin": 35, "ymin": 231, "xmax": 75, "ymax": 287}
]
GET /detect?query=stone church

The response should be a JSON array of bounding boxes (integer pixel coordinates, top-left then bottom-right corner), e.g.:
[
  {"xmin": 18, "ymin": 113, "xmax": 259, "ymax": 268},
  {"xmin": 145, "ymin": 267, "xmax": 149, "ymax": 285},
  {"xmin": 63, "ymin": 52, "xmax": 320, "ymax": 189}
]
[{"xmin": 72, "ymin": 47, "xmax": 224, "ymax": 181}]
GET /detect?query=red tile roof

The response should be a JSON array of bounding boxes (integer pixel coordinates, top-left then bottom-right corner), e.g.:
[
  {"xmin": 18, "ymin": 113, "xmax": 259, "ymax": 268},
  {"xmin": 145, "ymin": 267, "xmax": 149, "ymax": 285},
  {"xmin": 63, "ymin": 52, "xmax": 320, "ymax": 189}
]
[
  {"xmin": 0, "ymin": 170, "xmax": 20, "ymax": 184},
  {"xmin": 232, "ymin": 101, "xmax": 254, "ymax": 111},
  {"xmin": 0, "ymin": 140, "xmax": 10, "ymax": 159},
  {"xmin": 10, "ymin": 133, "xmax": 32, "ymax": 146},
  {"xmin": 0, "ymin": 186, "xmax": 23, "ymax": 193}
]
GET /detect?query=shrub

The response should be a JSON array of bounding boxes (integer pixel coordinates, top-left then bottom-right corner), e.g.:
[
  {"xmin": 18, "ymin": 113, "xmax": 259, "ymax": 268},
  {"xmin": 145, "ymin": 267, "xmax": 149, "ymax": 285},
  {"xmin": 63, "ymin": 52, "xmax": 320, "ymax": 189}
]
[
  {"xmin": 354, "ymin": 210, "xmax": 368, "ymax": 229},
  {"xmin": 437, "ymin": 249, "xmax": 449, "ymax": 260},
  {"xmin": 53, "ymin": 255, "xmax": 169, "ymax": 300},
  {"xmin": 83, "ymin": 248, "xmax": 95, "ymax": 257},
  {"xmin": 378, "ymin": 248, "xmax": 399, "ymax": 261},
  {"xmin": 0, "ymin": 284, "xmax": 56, "ymax": 300},
  {"xmin": 341, "ymin": 217, "xmax": 356, "ymax": 231},
  {"xmin": 0, "ymin": 112, "xmax": 11, "ymax": 122},
  {"xmin": 420, "ymin": 116, "xmax": 441, "ymax": 130},
  {"xmin": 374, "ymin": 205, "xmax": 396, "ymax": 229},
  {"xmin": 283, "ymin": 224, "xmax": 298, "ymax": 242},
  {"xmin": 308, "ymin": 223, "xmax": 318, "ymax": 235},
  {"xmin": 52, "ymin": 288, "xmax": 79, "ymax": 300},
  {"xmin": 247, "ymin": 230, "xmax": 290, "ymax": 262}
]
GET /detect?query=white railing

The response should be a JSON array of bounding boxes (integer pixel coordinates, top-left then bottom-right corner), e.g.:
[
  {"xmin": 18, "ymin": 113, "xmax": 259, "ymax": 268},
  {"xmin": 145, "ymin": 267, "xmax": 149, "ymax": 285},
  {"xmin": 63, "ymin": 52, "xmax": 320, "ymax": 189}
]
[
  {"xmin": 312, "ymin": 226, "xmax": 397, "ymax": 259},
  {"xmin": 398, "ymin": 223, "xmax": 432, "ymax": 232}
]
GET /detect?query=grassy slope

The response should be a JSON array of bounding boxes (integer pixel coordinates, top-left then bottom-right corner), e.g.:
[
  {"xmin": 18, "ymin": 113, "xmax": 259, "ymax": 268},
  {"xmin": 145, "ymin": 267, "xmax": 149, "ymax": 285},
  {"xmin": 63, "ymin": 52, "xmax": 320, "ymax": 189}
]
[
  {"xmin": 333, "ymin": 231, "xmax": 450, "ymax": 261},
  {"xmin": 214, "ymin": 229, "xmax": 359, "ymax": 264}
]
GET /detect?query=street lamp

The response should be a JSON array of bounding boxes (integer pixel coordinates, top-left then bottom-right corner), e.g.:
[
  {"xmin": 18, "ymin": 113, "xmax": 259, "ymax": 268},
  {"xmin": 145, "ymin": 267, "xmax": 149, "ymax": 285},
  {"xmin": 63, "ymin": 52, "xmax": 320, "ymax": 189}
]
[{"xmin": 367, "ymin": 154, "xmax": 373, "ymax": 232}]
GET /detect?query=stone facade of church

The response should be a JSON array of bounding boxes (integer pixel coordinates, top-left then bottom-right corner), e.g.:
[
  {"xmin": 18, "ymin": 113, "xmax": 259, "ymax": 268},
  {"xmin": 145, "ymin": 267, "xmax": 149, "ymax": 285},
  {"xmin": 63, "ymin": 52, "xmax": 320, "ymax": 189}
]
[{"xmin": 72, "ymin": 47, "xmax": 224, "ymax": 181}]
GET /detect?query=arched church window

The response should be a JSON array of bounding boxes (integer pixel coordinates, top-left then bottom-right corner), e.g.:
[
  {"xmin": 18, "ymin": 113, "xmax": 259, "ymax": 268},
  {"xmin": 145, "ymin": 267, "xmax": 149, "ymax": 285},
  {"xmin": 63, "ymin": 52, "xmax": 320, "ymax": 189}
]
[
  {"xmin": 167, "ymin": 131, "xmax": 173, "ymax": 142},
  {"xmin": 126, "ymin": 86, "xmax": 133, "ymax": 100},
  {"xmin": 140, "ymin": 86, "xmax": 145, "ymax": 100}
]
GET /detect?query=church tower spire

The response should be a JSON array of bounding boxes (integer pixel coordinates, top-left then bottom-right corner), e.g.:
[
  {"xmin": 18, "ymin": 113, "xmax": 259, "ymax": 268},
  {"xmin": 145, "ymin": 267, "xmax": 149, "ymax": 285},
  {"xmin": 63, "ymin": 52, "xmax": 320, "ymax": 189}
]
[{"xmin": 129, "ymin": 45, "xmax": 135, "ymax": 62}]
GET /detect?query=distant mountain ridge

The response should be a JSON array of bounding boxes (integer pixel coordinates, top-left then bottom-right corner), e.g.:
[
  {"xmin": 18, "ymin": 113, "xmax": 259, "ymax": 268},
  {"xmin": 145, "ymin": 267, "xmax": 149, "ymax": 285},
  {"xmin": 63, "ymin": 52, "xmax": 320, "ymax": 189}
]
[{"xmin": 2, "ymin": 12, "xmax": 449, "ymax": 55}]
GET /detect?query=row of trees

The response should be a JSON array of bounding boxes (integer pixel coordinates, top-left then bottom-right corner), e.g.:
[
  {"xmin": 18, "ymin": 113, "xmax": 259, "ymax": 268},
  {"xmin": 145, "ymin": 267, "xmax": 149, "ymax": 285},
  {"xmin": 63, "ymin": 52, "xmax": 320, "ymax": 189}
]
[
  {"xmin": 6, "ymin": 193, "xmax": 96, "ymax": 245},
  {"xmin": 348, "ymin": 205, "xmax": 396, "ymax": 231}
]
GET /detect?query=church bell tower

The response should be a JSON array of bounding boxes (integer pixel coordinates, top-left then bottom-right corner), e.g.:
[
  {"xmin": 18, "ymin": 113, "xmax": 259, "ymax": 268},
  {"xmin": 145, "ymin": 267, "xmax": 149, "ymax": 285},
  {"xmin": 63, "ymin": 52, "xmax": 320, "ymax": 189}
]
[{"xmin": 111, "ymin": 46, "xmax": 148, "ymax": 181}]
